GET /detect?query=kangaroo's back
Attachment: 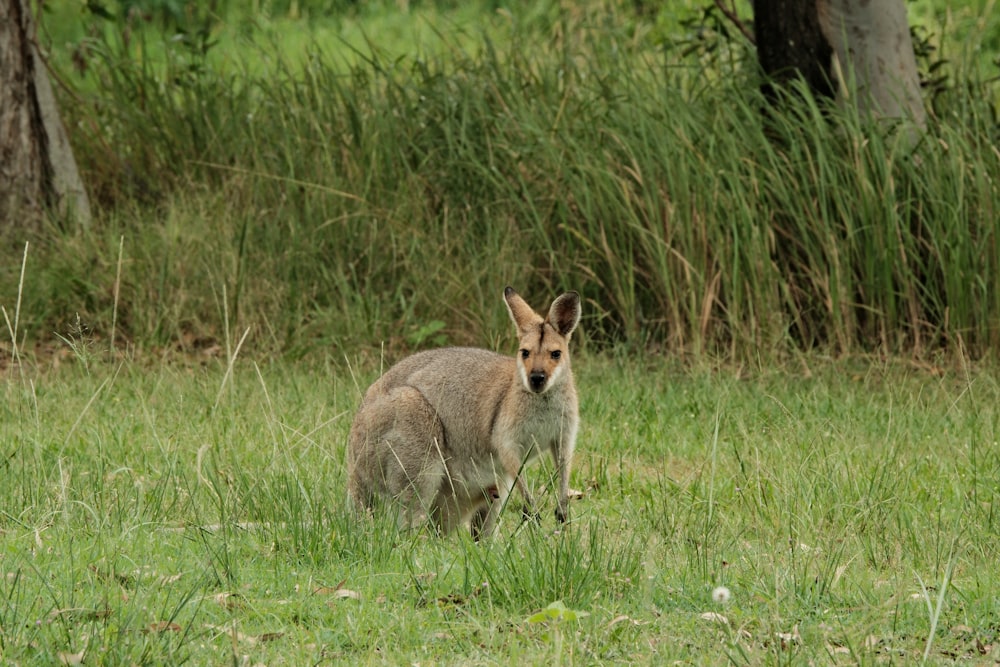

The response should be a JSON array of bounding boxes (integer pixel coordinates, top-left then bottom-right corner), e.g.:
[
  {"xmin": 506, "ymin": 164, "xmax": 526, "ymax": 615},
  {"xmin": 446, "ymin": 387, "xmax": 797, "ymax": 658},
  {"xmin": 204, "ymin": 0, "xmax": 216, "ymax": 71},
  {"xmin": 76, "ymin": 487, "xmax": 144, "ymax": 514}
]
[
  {"xmin": 369, "ymin": 347, "xmax": 513, "ymax": 400},
  {"xmin": 361, "ymin": 347, "xmax": 516, "ymax": 451}
]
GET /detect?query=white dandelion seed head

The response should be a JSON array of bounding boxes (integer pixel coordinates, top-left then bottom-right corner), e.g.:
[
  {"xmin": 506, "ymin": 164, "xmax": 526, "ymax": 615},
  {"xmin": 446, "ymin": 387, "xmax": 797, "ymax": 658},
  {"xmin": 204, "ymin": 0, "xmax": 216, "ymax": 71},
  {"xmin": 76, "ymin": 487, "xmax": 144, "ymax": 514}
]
[{"xmin": 712, "ymin": 586, "xmax": 732, "ymax": 604}]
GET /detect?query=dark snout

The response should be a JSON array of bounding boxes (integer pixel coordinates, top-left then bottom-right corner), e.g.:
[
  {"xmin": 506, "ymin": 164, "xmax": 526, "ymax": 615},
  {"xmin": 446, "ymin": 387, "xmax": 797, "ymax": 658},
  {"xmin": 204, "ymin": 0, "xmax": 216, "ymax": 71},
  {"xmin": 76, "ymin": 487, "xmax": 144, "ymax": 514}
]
[{"xmin": 529, "ymin": 370, "xmax": 547, "ymax": 392}]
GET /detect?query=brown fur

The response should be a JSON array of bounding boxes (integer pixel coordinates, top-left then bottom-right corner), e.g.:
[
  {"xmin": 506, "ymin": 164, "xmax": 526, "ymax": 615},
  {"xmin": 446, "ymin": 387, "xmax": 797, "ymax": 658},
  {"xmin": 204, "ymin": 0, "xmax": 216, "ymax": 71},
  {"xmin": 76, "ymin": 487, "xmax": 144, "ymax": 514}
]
[{"xmin": 346, "ymin": 286, "xmax": 581, "ymax": 537}]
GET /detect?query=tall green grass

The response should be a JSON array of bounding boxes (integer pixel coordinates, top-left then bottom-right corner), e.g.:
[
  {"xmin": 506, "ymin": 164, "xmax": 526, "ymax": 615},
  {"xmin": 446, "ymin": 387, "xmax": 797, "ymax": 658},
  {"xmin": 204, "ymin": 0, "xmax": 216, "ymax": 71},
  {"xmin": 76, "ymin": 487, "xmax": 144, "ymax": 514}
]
[{"xmin": 4, "ymin": 0, "xmax": 998, "ymax": 363}]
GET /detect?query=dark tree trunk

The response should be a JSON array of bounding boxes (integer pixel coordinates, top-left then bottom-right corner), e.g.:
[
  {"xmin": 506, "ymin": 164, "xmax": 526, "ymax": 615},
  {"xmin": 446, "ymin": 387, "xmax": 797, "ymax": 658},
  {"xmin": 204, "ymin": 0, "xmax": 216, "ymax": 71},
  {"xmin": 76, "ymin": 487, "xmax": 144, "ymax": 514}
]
[
  {"xmin": 0, "ymin": 0, "xmax": 47, "ymax": 225},
  {"xmin": 0, "ymin": 0, "xmax": 90, "ymax": 228},
  {"xmin": 752, "ymin": 0, "xmax": 836, "ymax": 99}
]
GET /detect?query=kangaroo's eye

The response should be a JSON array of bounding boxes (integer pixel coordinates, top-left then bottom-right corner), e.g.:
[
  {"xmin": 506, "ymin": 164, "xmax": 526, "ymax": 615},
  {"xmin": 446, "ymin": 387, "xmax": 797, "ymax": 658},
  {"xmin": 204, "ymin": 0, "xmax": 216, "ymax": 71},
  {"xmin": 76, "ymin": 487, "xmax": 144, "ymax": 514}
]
[
  {"xmin": 520, "ymin": 349, "xmax": 530, "ymax": 359},
  {"xmin": 550, "ymin": 350, "xmax": 561, "ymax": 360}
]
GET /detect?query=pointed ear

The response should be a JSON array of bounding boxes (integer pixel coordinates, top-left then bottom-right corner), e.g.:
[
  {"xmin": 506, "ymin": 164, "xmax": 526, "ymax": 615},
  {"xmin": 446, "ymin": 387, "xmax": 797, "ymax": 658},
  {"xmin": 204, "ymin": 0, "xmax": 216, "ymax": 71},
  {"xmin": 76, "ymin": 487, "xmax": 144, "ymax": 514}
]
[
  {"xmin": 547, "ymin": 291, "xmax": 581, "ymax": 337},
  {"xmin": 504, "ymin": 286, "xmax": 542, "ymax": 331}
]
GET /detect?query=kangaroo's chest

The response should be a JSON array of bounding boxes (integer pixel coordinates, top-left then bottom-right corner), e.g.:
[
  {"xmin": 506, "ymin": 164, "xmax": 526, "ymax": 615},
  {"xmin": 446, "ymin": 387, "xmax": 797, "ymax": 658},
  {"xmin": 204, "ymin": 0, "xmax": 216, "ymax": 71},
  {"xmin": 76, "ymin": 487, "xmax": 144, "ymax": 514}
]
[{"xmin": 499, "ymin": 394, "xmax": 571, "ymax": 457}]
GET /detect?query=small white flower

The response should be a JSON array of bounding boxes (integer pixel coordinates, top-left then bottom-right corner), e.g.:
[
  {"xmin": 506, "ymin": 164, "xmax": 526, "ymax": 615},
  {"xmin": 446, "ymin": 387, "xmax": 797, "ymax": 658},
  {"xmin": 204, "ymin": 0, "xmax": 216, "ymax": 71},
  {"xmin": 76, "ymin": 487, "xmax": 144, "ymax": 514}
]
[{"xmin": 712, "ymin": 586, "xmax": 731, "ymax": 604}]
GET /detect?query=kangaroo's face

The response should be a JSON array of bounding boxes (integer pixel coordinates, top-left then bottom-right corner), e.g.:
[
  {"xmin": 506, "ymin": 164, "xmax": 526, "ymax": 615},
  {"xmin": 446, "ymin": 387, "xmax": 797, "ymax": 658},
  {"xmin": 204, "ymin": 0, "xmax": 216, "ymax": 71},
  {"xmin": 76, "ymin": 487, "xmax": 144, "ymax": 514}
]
[{"xmin": 504, "ymin": 287, "xmax": 582, "ymax": 395}]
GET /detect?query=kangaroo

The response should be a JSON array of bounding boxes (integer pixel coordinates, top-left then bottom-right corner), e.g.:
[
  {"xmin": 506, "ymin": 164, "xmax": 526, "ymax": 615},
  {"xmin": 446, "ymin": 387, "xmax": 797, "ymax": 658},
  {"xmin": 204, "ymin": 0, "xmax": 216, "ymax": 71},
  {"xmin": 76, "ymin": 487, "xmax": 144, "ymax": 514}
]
[{"xmin": 347, "ymin": 286, "xmax": 582, "ymax": 538}]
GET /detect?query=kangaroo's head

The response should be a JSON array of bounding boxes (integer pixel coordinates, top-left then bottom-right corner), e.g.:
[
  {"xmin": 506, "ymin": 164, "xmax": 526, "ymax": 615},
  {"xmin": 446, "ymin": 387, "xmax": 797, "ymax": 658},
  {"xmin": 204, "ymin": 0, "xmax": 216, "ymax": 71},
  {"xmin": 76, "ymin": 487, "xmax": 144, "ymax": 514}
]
[{"xmin": 504, "ymin": 286, "xmax": 581, "ymax": 395}]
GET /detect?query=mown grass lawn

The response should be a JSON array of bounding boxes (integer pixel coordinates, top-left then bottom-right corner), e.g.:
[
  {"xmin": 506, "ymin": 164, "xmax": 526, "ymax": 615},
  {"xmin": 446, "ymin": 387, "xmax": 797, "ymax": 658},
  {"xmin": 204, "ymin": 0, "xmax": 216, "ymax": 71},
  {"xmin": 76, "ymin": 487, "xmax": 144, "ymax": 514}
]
[{"xmin": 2, "ymin": 353, "xmax": 998, "ymax": 664}]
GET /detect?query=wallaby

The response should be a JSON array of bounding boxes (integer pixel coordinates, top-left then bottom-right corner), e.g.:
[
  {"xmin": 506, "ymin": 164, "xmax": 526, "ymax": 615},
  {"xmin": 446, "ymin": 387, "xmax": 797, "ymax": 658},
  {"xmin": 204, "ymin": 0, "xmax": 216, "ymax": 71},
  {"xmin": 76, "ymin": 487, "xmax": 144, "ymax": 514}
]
[{"xmin": 347, "ymin": 286, "xmax": 582, "ymax": 538}]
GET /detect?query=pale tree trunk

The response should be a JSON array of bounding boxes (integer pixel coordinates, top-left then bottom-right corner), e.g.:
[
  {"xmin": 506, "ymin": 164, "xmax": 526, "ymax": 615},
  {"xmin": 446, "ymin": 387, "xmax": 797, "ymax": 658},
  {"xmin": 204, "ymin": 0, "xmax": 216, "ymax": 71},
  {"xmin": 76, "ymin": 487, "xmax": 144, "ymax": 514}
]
[
  {"xmin": 0, "ymin": 0, "xmax": 91, "ymax": 228},
  {"xmin": 752, "ymin": 0, "xmax": 925, "ymax": 127},
  {"xmin": 818, "ymin": 0, "xmax": 926, "ymax": 126}
]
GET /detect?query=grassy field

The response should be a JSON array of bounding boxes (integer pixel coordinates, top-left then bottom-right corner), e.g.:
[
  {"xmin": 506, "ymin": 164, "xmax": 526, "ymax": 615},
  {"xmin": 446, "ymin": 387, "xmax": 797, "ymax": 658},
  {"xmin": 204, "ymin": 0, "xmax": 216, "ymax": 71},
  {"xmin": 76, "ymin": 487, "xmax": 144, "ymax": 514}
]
[
  {"xmin": 2, "ymin": 350, "xmax": 999, "ymax": 664},
  {"xmin": 2, "ymin": 2, "xmax": 1000, "ymax": 663}
]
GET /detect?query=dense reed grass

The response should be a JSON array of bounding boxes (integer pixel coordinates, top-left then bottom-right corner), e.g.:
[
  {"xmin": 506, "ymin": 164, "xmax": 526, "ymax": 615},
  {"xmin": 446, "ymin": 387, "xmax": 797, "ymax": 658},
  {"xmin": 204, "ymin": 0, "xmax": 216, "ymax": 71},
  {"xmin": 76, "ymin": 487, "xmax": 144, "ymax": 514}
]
[{"xmin": 3, "ymin": 0, "xmax": 998, "ymax": 363}]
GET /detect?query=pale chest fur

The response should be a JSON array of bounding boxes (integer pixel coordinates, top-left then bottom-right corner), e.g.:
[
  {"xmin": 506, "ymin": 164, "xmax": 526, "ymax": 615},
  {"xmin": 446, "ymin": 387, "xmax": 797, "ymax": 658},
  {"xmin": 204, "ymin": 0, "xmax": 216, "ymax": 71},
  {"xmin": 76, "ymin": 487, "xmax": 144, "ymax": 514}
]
[{"xmin": 493, "ymin": 380, "xmax": 578, "ymax": 463}]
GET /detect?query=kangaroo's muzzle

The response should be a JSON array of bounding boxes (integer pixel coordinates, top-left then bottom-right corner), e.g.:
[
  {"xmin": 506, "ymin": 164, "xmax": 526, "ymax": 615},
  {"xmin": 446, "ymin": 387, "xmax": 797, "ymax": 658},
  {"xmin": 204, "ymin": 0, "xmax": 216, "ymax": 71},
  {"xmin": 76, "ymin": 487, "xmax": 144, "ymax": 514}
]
[{"xmin": 529, "ymin": 371, "xmax": 547, "ymax": 392}]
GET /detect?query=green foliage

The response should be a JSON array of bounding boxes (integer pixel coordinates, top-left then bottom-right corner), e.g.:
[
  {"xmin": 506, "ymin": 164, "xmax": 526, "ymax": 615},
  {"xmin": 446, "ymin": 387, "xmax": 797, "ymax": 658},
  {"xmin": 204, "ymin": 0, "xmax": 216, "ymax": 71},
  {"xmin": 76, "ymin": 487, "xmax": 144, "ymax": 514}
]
[
  {"xmin": 526, "ymin": 600, "xmax": 590, "ymax": 625},
  {"xmin": 6, "ymin": 0, "xmax": 1000, "ymax": 364},
  {"xmin": 526, "ymin": 600, "xmax": 591, "ymax": 666}
]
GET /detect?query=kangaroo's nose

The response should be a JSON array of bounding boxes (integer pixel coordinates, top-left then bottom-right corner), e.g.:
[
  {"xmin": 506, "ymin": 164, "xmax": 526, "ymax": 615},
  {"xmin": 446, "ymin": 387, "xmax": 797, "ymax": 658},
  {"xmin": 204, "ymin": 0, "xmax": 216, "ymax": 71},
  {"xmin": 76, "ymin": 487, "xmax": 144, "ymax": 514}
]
[{"xmin": 529, "ymin": 371, "xmax": 547, "ymax": 392}]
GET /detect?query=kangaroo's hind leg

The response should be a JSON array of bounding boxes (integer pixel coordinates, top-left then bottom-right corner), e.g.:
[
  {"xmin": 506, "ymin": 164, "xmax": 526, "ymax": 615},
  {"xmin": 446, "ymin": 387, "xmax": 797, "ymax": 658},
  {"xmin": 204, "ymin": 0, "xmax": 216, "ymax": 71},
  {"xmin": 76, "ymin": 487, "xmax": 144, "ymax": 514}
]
[
  {"xmin": 470, "ymin": 475, "xmax": 514, "ymax": 539},
  {"xmin": 374, "ymin": 386, "xmax": 450, "ymax": 530},
  {"xmin": 347, "ymin": 391, "xmax": 397, "ymax": 514}
]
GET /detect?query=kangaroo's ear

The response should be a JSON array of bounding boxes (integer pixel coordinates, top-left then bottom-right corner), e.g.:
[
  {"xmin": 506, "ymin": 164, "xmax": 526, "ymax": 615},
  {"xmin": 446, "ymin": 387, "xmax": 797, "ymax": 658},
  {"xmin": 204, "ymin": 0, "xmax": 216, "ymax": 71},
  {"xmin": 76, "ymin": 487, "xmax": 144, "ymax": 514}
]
[
  {"xmin": 547, "ymin": 291, "xmax": 581, "ymax": 337},
  {"xmin": 504, "ymin": 286, "xmax": 542, "ymax": 331}
]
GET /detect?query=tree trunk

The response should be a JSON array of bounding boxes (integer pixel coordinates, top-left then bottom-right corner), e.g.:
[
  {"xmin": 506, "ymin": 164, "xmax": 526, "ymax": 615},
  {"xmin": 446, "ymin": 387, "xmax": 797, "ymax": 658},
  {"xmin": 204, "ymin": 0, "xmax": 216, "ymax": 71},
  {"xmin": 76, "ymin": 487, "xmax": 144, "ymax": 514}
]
[
  {"xmin": 752, "ymin": 0, "xmax": 836, "ymax": 100},
  {"xmin": 0, "ymin": 0, "xmax": 91, "ymax": 228},
  {"xmin": 752, "ymin": 0, "xmax": 925, "ymax": 127},
  {"xmin": 818, "ymin": 0, "xmax": 925, "ymax": 126}
]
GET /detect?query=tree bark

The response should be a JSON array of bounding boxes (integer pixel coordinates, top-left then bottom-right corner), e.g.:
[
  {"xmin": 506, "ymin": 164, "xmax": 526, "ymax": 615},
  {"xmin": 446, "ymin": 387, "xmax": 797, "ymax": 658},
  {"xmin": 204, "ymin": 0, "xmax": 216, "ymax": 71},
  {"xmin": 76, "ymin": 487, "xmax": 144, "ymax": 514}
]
[
  {"xmin": 752, "ymin": 0, "xmax": 924, "ymax": 127},
  {"xmin": 818, "ymin": 0, "xmax": 926, "ymax": 126},
  {"xmin": 752, "ymin": 0, "xmax": 836, "ymax": 100},
  {"xmin": 0, "ymin": 0, "xmax": 91, "ymax": 228}
]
